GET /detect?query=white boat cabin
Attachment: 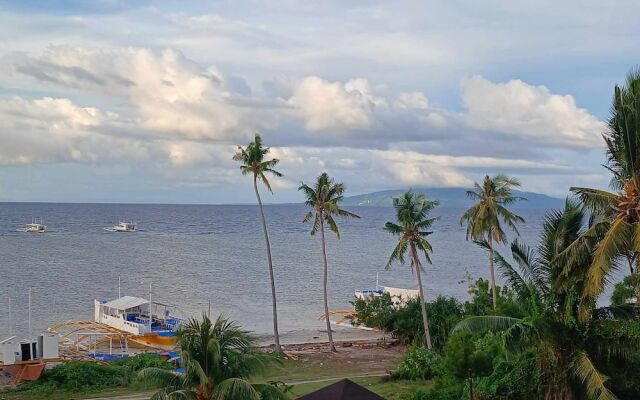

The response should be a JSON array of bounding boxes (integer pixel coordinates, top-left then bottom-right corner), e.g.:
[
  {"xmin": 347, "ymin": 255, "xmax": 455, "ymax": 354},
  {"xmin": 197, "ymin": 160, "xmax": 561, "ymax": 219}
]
[{"xmin": 94, "ymin": 296, "xmax": 179, "ymax": 336}]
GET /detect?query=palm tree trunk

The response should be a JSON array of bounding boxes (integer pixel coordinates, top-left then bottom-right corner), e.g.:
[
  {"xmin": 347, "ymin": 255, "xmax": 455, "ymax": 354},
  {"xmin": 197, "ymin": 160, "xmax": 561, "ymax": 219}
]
[
  {"xmin": 634, "ymin": 254, "xmax": 640, "ymax": 305},
  {"xmin": 319, "ymin": 212, "xmax": 337, "ymax": 352},
  {"xmin": 411, "ymin": 243, "xmax": 432, "ymax": 349},
  {"xmin": 488, "ymin": 237, "xmax": 497, "ymax": 310},
  {"xmin": 253, "ymin": 175, "xmax": 282, "ymax": 355}
]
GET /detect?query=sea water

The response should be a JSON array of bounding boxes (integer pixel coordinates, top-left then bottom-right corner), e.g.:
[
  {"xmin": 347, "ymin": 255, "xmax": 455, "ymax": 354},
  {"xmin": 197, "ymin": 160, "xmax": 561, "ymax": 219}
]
[{"xmin": 0, "ymin": 203, "xmax": 550, "ymax": 342}]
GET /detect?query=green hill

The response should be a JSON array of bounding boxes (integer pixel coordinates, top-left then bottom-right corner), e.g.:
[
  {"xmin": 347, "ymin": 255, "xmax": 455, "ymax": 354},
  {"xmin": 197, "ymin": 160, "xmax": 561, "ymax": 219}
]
[{"xmin": 342, "ymin": 188, "xmax": 563, "ymax": 208}]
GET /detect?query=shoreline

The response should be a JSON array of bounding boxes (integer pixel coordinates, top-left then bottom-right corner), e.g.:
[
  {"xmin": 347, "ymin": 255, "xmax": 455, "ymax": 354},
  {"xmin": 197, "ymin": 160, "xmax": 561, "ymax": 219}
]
[{"xmin": 255, "ymin": 324, "xmax": 392, "ymax": 348}]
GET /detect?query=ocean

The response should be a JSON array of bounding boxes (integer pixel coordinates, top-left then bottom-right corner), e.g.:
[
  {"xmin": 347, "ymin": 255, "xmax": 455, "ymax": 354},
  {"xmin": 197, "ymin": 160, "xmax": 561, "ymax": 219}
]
[{"xmin": 0, "ymin": 203, "xmax": 549, "ymax": 342}]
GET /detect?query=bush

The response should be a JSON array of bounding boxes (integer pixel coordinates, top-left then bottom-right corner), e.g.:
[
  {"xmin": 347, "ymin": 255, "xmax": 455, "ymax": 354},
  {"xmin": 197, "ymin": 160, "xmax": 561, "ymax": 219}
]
[
  {"xmin": 352, "ymin": 294, "xmax": 464, "ymax": 350},
  {"xmin": 462, "ymin": 278, "xmax": 524, "ymax": 318},
  {"xmin": 404, "ymin": 375, "xmax": 464, "ymax": 400},
  {"xmin": 611, "ymin": 275, "xmax": 639, "ymax": 305},
  {"xmin": 40, "ymin": 362, "xmax": 130, "ymax": 390},
  {"xmin": 473, "ymin": 349, "xmax": 544, "ymax": 400},
  {"xmin": 392, "ymin": 345, "xmax": 442, "ymax": 380},
  {"xmin": 112, "ymin": 353, "xmax": 173, "ymax": 372}
]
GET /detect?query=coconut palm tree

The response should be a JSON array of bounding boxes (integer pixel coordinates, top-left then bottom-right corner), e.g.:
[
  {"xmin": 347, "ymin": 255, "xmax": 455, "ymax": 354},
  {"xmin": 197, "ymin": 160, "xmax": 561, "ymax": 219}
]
[
  {"xmin": 299, "ymin": 172, "xmax": 360, "ymax": 352},
  {"xmin": 384, "ymin": 191, "xmax": 439, "ymax": 349},
  {"xmin": 460, "ymin": 174, "xmax": 525, "ymax": 310},
  {"xmin": 455, "ymin": 200, "xmax": 634, "ymax": 400},
  {"xmin": 570, "ymin": 68, "xmax": 640, "ymax": 309},
  {"xmin": 233, "ymin": 134, "xmax": 283, "ymax": 355},
  {"xmin": 139, "ymin": 314, "xmax": 285, "ymax": 400}
]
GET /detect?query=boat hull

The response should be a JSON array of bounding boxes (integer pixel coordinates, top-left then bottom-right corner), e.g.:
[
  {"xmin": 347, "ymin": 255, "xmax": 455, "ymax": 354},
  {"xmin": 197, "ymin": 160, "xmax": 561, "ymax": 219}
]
[{"xmin": 135, "ymin": 333, "xmax": 177, "ymax": 347}]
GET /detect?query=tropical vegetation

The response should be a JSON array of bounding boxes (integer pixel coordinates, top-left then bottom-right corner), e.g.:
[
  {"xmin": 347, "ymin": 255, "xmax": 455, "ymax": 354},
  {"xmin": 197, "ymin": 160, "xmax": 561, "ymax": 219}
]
[
  {"xmin": 233, "ymin": 133, "xmax": 284, "ymax": 355},
  {"xmin": 384, "ymin": 191, "xmax": 439, "ymax": 349},
  {"xmin": 460, "ymin": 174, "xmax": 525, "ymax": 309},
  {"xmin": 139, "ymin": 314, "xmax": 285, "ymax": 400},
  {"xmin": 570, "ymin": 68, "xmax": 640, "ymax": 309},
  {"xmin": 299, "ymin": 172, "xmax": 360, "ymax": 352}
]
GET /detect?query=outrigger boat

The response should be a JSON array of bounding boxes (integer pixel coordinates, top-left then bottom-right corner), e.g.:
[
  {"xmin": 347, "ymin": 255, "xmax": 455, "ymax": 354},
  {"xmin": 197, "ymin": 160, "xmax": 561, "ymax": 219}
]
[
  {"xmin": 354, "ymin": 273, "xmax": 419, "ymax": 304},
  {"xmin": 94, "ymin": 296, "xmax": 181, "ymax": 347},
  {"xmin": 104, "ymin": 221, "xmax": 137, "ymax": 233},
  {"xmin": 17, "ymin": 217, "xmax": 47, "ymax": 233}
]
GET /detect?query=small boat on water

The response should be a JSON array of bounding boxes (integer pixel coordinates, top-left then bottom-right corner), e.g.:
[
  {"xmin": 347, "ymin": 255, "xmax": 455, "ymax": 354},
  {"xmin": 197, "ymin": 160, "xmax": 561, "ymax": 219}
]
[
  {"xmin": 354, "ymin": 273, "xmax": 419, "ymax": 303},
  {"xmin": 104, "ymin": 221, "xmax": 137, "ymax": 233},
  {"xmin": 17, "ymin": 217, "xmax": 47, "ymax": 233},
  {"xmin": 94, "ymin": 296, "xmax": 181, "ymax": 347}
]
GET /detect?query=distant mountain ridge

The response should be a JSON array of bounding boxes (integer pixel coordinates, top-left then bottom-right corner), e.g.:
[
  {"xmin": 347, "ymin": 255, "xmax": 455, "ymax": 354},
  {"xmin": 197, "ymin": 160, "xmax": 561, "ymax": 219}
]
[{"xmin": 342, "ymin": 188, "xmax": 563, "ymax": 208}]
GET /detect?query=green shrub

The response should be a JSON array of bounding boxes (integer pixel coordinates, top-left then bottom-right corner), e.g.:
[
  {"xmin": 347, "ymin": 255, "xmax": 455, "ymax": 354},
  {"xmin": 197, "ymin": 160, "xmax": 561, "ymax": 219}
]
[
  {"xmin": 473, "ymin": 349, "xmax": 544, "ymax": 400},
  {"xmin": 392, "ymin": 345, "xmax": 442, "ymax": 380},
  {"xmin": 404, "ymin": 375, "xmax": 464, "ymax": 400},
  {"xmin": 112, "ymin": 353, "xmax": 173, "ymax": 372},
  {"xmin": 352, "ymin": 294, "xmax": 463, "ymax": 350},
  {"xmin": 611, "ymin": 275, "xmax": 639, "ymax": 305},
  {"xmin": 462, "ymin": 278, "xmax": 524, "ymax": 318},
  {"xmin": 41, "ymin": 362, "xmax": 130, "ymax": 390}
]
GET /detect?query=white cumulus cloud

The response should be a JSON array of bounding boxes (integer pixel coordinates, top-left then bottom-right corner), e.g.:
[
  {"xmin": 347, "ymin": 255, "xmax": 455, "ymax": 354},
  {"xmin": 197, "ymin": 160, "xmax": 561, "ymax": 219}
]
[{"xmin": 461, "ymin": 75, "xmax": 604, "ymax": 149}]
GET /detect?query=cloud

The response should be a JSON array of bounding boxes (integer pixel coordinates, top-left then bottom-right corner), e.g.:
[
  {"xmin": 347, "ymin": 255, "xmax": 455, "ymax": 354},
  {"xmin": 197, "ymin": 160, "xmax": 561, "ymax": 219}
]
[
  {"xmin": 0, "ymin": 42, "xmax": 610, "ymax": 201},
  {"xmin": 287, "ymin": 76, "xmax": 376, "ymax": 132},
  {"xmin": 0, "ymin": 96, "xmax": 134, "ymax": 165},
  {"xmin": 461, "ymin": 75, "xmax": 605, "ymax": 149},
  {"xmin": 5, "ymin": 45, "xmax": 273, "ymax": 141}
]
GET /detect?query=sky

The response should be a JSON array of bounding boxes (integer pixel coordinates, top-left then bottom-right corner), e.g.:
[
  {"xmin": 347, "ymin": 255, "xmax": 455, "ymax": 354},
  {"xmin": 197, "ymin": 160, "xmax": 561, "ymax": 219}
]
[{"xmin": 0, "ymin": 0, "xmax": 638, "ymax": 204}]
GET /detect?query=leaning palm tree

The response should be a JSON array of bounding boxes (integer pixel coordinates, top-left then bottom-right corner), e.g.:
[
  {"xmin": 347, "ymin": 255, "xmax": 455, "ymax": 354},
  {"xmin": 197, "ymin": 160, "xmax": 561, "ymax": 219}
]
[
  {"xmin": 460, "ymin": 174, "xmax": 525, "ymax": 309},
  {"xmin": 139, "ymin": 314, "xmax": 285, "ymax": 400},
  {"xmin": 455, "ymin": 200, "xmax": 631, "ymax": 400},
  {"xmin": 299, "ymin": 172, "xmax": 360, "ymax": 352},
  {"xmin": 233, "ymin": 134, "xmax": 283, "ymax": 355},
  {"xmin": 570, "ymin": 68, "xmax": 640, "ymax": 310},
  {"xmin": 385, "ymin": 191, "xmax": 439, "ymax": 349}
]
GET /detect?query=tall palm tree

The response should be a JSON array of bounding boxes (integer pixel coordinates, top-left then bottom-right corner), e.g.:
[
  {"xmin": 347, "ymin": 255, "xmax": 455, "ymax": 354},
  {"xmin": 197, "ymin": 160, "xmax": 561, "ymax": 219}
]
[
  {"xmin": 299, "ymin": 172, "xmax": 360, "ymax": 352},
  {"xmin": 233, "ymin": 134, "xmax": 283, "ymax": 355},
  {"xmin": 570, "ymin": 68, "xmax": 640, "ymax": 309},
  {"xmin": 460, "ymin": 174, "xmax": 525, "ymax": 309},
  {"xmin": 139, "ymin": 314, "xmax": 285, "ymax": 400},
  {"xmin": 384, "ymin": 191, "xmax": 439, "ymax": 349},
  {"xmin": 455, "ymin": 200, "xmax": 633, "ymax": 400}
]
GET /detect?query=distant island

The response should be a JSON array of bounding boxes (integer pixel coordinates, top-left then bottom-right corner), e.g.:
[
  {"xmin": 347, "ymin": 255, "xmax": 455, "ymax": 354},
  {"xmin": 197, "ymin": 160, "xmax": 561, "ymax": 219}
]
[{"xmin": 342, "ymin": 187, "xmax": 564, "ymax": 208}]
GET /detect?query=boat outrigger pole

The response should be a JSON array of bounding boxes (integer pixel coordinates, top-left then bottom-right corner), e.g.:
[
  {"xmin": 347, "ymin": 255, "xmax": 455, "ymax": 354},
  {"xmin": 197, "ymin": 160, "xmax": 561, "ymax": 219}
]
[
  {"xmin": 28, "ymin": 287, "xmax": 32, "ymax": 338},
  {"xmin": 148, "ymin": 282, "xmax": 152, "ymax": 333}
]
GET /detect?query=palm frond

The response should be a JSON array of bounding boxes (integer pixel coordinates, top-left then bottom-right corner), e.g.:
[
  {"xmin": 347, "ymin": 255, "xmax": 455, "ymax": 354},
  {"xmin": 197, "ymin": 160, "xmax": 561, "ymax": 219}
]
[
  {"xmin": 453, "ymin": 315, "xmax": 522, "ymax": 334},
  {"xmin": 212, "ymin": 378, "xmax": 261, "ymax": 400},
  {"xmin": 570, "ymin": 350, "xmax": 617, "ymax": 400}
]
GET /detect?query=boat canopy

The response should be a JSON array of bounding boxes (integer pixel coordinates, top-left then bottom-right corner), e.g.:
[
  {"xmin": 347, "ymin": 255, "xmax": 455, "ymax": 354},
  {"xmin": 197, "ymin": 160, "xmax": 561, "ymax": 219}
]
[{"xmin": 102, "ymin": 296, "xmax": 148, "ymax": 311}]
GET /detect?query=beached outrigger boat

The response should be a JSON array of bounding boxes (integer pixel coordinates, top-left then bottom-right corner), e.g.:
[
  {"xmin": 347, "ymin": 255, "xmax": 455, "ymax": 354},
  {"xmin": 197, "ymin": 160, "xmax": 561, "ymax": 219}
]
[
  {"xmin": 94, "ymin": 296, "xmax": 181, "ymax": 347},
  {"xmin": 354, "ymin": 273, "xmax": 419, "ymax": 304},
  {"xmin": 17, "ymin": 217, "xmax": 47, "ymax": 233},
  {"xmin": 104, "ymin": 221, "xmax": 137, "ymax": 233}
]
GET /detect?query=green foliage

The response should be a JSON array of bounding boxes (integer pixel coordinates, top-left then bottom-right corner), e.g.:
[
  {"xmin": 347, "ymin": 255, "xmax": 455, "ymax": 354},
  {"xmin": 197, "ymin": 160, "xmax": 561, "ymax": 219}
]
[
  {"xmin": 111, "ymin": 353, "xmax": 173, "ymax": 372},
  {"xmin": 352, "ymin": 295, "xmax": 463, "ymax": 350},
  {"xmin": 462, "ymin": 278, "xmax": 524, "ymax": 318},
  {"xmin": 139, "ymin": 314, "xmax": 285, "ymax": 400},
  {"xmin": 404, "ymin": 375, "xmax": 464, "ymax": 400},
  {"xmin": 473, "ymin": 349, "xmax": 545, "ymax": 400},
  {"xmin": 10, "ymin": 353, "xmax": 173, "ymax": 397},
  {"xmin": 352, "ymin": 292, "xmax": 397, "ymax": 330},
  {"xmin": 391, "ymin": 346, "xmax": 442, "ymax": 380},
  {"xmin": 611, "ymin": 275, "xmax": 639, "ymax": 305},
  {"xmin": 443, "ymin": 332, "xmax": 500, "ymax": 381},
  {"xmin": 38, "ymin": 362, "xmax": 130, "ymax": 391}
]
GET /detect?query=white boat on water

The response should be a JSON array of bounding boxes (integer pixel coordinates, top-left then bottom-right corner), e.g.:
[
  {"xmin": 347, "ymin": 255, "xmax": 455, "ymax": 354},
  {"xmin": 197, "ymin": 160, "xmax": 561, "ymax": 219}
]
[
  {"xmin": 94, "ymin": 296, "xmax": 181, "ymax": 347},
  {"xmin": 354, "ymin": 273, "xmax": 419, "ymax": 304},
  {"xmin": 17, "ymin": 217, "xmax": 47, "ymax": 233},
  {"xmin": 104, "ymin": 221, "xmax": 137, "ymax": 233}
]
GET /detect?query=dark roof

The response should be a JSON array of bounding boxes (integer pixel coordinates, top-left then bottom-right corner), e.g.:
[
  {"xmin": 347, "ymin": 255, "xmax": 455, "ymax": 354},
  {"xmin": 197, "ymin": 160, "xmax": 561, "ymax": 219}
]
[{"xmin": 297, "ymin": 378, "xmax": 386, "ymax": 400}]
